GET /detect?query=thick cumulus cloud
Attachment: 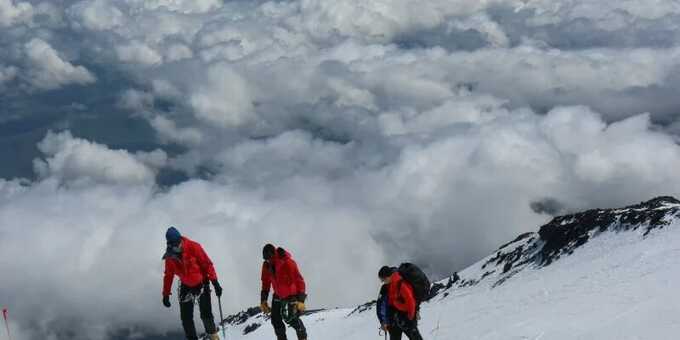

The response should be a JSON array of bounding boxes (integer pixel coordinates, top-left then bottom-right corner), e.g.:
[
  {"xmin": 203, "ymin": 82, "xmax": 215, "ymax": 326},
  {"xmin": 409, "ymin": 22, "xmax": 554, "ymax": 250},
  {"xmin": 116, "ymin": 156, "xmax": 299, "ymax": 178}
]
[
  {"xmin": 3, "ymin": 0, "xmax": 680, "ymax": 339},
  {"xmin": 24, "ymin": 38, "xmax": 96, "ymax": 90},
  {"xmin": 189, "ymin": 64, "xmax": 256, "ymax": 128},
  {"xmin": 33, "ymin": 131, "xmax": 166, "ymax": 186}
]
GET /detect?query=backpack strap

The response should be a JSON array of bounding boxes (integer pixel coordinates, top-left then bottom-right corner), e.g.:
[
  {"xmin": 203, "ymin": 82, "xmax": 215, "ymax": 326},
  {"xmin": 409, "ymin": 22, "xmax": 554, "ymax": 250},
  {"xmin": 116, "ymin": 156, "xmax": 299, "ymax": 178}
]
[{"xmin": 396, "ymin": 280, "xmax": 405, "ymax": 303}]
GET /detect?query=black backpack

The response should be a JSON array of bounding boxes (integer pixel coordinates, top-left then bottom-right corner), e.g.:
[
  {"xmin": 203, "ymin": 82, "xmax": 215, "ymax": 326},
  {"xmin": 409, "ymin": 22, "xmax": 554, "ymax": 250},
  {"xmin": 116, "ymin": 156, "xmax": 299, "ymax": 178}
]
[{"xmin": 398, "ymin": 263, "xmax": 431, "ymax": 303}]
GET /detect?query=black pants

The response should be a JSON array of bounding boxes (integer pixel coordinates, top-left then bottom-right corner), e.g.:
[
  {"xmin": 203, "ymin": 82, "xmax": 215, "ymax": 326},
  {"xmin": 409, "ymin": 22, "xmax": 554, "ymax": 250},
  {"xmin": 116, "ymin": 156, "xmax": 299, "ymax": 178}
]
[
  {"xmin": 389, "ymin": 312, "xmax": 423, "ymax": 340},
  {"xmin": 271, "ymin": 297, "xmax": 307, "ymax": 340},
  {"xmin": 179, "ymin": 284, "xmax": 217, "ymax": 340}
]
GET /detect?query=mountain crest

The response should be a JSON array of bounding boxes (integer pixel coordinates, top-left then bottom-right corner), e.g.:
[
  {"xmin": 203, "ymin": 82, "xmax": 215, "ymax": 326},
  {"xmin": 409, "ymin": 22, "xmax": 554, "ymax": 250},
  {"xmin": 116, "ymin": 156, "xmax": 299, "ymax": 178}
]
[{"xmin": 440, "ymin": 196, "xmax": 680, "ymax": 294}]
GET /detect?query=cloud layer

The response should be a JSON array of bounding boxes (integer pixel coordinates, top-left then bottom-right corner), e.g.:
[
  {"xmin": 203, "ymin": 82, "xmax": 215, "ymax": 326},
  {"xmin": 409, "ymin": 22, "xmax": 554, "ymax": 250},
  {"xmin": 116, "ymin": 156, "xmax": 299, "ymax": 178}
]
[{"xmin": 2, "ymin": 0, "xmax": 680, "ymax": 339}]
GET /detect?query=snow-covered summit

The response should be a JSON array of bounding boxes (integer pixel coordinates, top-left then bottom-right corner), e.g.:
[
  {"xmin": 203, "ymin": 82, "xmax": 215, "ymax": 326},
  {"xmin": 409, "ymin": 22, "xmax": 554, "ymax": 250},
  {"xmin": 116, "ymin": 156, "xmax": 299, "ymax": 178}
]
[
  {"xmin": 446, "ymin": 196, "xmax": 680, "ymax": 290},
  {"xmin": 210, "ymin": 196, "xmax": 680, "ymax": 339}
]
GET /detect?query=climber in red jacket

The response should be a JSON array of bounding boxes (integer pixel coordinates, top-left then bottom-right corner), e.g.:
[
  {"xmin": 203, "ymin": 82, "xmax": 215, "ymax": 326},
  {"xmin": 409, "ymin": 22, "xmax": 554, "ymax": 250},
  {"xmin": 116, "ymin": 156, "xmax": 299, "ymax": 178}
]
[
  {"xmin": 260, "ymin": 244, "xmax": 308, "ymax": 340},
  {"xmin": 379, "ymin": 266, "xmax": 423, "ymax": 340},
  {"xmin": 162, "ymin": 227, "xmax": 222, "ymax": 340}
]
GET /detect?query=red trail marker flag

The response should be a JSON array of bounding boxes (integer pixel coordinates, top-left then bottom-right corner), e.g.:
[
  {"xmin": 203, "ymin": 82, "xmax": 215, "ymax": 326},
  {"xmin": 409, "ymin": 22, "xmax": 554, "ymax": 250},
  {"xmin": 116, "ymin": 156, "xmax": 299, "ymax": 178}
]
[{"xmin": 2, "ymin": 308, "xmax": 12, "ymax": 340}]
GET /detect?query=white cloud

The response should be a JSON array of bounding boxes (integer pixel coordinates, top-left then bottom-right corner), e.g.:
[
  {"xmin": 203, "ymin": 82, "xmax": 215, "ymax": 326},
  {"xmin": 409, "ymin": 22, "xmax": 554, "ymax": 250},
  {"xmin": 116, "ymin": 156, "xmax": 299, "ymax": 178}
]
[
  {"xmin": 451, "ymin": 13, "xmax": 510, "ymax": 47},
  {"xmin": 0, "ymin": 0, "xmax": 32, "ymax": 26},
  {"xmin": 115, "ymin": 41, "xmax": 163, "ymax": 66},
  {"xmin": 361, "ymin": 106, "xmax": 680, "ymax": 268},
  {"xmin": 150, "ymin": 115, "xmax": 204, "ymax": 146},
  {"xmin": 189, "ymin": 63, "xmax": 256, "ymax": 128},
  {"xmin": 135, "ymin": 149, "xmax": 169, "ymax": 169},
  {"xmin": 33, "ymin": 131, "xmax": 164, "ymax": 186},
  {"xmin": 522, "ymin": 0, "xmax": 680, "ymax": 24},
  {"xmin": 118, "ymin": 89, "xmax": 155, "ymax": 110},
  {"xmin": 69, "ymin": 0, "xmax": 124, "ymax": 31},
  {"xmin": 213, "ymin": 130, "xmax": 354, "ymax": 185},
  {"xmin": 164, "ymin": 43, "xmax": 193, "ymax": 62},
  {"xmin": 0, "ymin": 173, "xmax": 385, "ymax": 340},
  {"xmin": 24, "ymin": 38, "xmax": 96, "ymax": 90},
  {"xmin": 296, "ymin": 0, "xmax": 461, "ymax": 42},
  {"xmin": 127, "ymin": 0, "xmax": 223, "ymax": 14}
]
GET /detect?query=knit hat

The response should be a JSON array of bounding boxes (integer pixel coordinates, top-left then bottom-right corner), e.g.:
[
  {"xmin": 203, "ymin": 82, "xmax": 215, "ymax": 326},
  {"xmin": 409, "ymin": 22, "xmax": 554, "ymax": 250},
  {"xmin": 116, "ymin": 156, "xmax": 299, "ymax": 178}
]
[
  {"xmin": 262, "ymin": 244, "xmax": 276, "ymax": 260},
  {"xmin": 378, "ymin": 266, "xmax": 395, "ymax": 279},
  {"xmin": 166, "ymin": 227, "xmax": 182, "ymax": 245}
]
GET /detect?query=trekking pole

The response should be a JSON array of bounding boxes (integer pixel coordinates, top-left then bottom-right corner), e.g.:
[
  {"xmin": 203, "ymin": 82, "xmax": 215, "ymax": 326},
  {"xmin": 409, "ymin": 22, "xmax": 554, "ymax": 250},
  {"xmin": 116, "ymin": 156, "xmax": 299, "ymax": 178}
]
[
  {"xmin": 217, "ymin": 296, "xmax": 226, "ymax": 339},
  {"xmin": 2, "ymin": 308, "xmax": 12, "ymax": 340}
]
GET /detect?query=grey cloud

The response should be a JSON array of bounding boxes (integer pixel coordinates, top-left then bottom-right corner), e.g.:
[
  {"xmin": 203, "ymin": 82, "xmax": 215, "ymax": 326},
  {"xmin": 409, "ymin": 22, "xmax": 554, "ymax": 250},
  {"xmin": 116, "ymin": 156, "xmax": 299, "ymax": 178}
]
[
  {"xmin": 0, "ymin": 64, "xmax": 17, "ymax": 84},
  {"xmin": 530, "ymin": 198, "xmax": 566, "ymax": 216},
  {"xmin": 0, "ymin": 0, "xmax": 33, "ymax": 26}
]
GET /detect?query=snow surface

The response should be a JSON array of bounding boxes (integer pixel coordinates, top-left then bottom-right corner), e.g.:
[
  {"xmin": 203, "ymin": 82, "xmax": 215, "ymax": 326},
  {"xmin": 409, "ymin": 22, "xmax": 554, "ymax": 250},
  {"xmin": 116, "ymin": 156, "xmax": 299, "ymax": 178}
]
[{"xmin": 212, "ymin": 215, "xmax": 680, "ymax": 340}]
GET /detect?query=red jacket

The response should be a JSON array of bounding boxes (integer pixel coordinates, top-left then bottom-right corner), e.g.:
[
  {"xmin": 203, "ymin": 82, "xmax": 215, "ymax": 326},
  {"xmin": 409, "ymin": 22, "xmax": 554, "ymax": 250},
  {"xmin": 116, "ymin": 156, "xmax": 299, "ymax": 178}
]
[
  {"xmin": 162, "ymin": 237, "xmax": 217, "ymax": 296},
  {"xmin": 387, "ymin": 272, "xmax": 417, "ymax": 320},
  {"xmin": 261, "ymin": 248, "xmax": 306, "ymax": 300}
]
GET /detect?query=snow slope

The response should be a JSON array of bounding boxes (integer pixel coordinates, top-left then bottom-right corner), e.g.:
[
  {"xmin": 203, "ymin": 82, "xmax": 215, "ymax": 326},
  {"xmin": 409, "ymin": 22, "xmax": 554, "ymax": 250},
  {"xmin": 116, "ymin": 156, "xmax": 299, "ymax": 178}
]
[{"xmin": 213, "ymin": 197, "xmax": 680, "ymax": 340}]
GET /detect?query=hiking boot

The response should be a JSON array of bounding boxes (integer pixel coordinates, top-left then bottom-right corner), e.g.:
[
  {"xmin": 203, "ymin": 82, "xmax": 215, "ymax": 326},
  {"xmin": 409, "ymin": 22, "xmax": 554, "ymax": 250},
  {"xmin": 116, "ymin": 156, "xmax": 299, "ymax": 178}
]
[{"xmin": 208, "ymin": 333, "xmax": 220, "ymax": 340}]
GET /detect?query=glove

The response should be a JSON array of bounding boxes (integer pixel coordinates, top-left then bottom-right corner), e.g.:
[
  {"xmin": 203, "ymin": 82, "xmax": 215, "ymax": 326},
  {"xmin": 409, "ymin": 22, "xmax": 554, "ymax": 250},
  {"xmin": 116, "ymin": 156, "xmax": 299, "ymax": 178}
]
[
  {"xmin": 162, "ymin": 295, "xmax": 171, "ymax": 308},
  {"xmin": 260, "ymin": 302, "xmax": 271, "ymax": 315},
  {"xmin": 211, "ymin": 280, "xmax": 223, "ymax": 297},
  {"xmin": 295, "ymin": 301, "xmax": 306, "ymax": 313},
  {"xmin": 381, "ymin": 324, "xmax": 390, "ymax": 332}
]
